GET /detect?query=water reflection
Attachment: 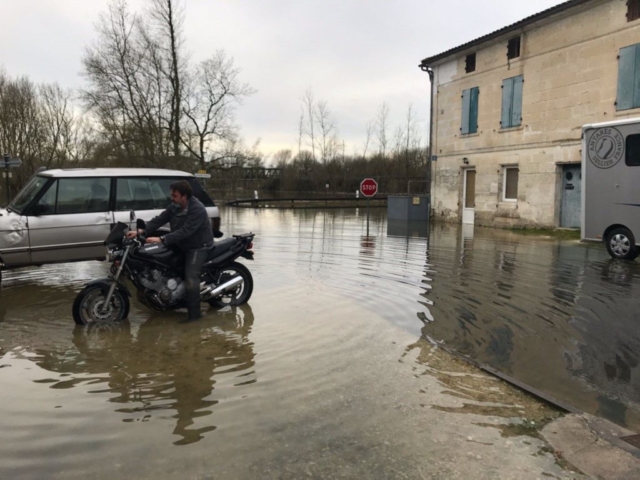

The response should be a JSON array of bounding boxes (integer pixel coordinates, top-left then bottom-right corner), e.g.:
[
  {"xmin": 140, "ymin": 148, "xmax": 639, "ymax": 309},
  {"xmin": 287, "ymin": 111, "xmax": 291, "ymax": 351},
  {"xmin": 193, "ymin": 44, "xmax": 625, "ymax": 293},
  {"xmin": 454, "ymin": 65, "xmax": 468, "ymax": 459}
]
[
  {"xmin": 12, "ymin": 305, "xmax": 255, "ymax": 446},
  {"xmin": 2, "ymin": 207, "xmax": 640, "ymax": 441},
  {"xmin": 422, "ymin": 223, "xmax": 640, "ymax": 431}
]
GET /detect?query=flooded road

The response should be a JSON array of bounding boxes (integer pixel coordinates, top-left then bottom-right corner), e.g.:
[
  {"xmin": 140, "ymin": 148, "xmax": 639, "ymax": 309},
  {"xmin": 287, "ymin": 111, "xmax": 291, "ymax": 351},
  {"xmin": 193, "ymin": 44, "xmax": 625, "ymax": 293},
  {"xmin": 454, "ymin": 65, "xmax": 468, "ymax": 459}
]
[{"xmin": 0, "ymin": 207, "xmax": 632, "ymax": 478}]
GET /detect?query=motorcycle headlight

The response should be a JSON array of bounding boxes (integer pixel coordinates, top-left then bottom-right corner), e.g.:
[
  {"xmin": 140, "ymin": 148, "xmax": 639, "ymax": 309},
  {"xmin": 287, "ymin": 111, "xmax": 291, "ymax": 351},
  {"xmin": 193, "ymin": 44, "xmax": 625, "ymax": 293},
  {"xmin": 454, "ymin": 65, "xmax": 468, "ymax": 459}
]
[{"xmin": 106, "ymin": 249, "xmax": 122, "ymax": 263}]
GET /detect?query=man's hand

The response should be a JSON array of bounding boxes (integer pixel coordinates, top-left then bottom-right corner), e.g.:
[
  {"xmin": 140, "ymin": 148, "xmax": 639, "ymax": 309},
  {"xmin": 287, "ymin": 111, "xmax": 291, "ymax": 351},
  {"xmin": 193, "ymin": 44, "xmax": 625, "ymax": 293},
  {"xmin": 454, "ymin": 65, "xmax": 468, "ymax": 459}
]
[
  {"xmin": 146, "ymin": 237, "xmax": 162, "ymax": 244},
  {"xmin": 126, "ymin": 229, "xmax": 145, "ymax": 239}
]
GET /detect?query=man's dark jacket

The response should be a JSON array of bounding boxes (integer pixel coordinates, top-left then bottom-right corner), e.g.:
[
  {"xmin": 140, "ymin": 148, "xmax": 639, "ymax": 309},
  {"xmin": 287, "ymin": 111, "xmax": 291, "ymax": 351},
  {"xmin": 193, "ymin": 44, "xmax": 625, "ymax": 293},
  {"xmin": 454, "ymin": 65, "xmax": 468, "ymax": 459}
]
[{"xmin": 146, "ymin": 196, "xmax": 213, "ymax": 251}]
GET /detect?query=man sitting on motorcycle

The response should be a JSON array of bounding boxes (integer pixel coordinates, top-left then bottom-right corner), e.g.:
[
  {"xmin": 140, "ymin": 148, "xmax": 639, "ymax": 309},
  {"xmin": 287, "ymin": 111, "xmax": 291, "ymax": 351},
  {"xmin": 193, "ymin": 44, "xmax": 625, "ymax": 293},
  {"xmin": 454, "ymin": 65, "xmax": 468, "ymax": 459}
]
[{"xmin": 127, "ymin": 180, "xmax": 213, "ymax": 322}]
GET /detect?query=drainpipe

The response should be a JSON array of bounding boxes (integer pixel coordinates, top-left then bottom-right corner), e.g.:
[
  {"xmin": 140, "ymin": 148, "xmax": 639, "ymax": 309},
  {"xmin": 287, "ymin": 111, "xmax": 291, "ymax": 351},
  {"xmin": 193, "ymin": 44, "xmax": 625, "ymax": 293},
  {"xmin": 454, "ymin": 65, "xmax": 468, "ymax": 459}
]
[{"xmin": 420, "ymin": 63, "xmax": 435, "ymax": 214}]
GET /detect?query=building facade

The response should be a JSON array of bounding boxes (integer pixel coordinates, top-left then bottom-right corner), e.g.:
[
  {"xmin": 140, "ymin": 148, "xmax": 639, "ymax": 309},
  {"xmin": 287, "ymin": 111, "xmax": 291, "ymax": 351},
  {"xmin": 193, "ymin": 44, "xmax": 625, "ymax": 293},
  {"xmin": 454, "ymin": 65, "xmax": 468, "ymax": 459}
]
[{"xmin": 421, "ymin": 0, "xmax": 640, "ymax": 228}]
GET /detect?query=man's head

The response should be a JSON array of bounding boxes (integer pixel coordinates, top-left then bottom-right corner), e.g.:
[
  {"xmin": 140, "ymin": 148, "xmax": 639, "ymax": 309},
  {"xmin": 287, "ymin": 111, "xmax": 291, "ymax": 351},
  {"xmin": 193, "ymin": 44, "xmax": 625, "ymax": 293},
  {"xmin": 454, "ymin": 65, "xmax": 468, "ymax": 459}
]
[{"xmin": 170, "ymin": 180, "xmax": 192, "ymax": 208}]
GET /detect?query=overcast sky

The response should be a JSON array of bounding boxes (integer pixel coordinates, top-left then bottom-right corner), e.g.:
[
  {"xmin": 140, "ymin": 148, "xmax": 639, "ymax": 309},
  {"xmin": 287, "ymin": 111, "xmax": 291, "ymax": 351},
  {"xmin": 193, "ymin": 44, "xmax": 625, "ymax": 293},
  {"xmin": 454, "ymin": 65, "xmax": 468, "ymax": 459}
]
[{"xmin": 0, "ymin": 0, "xmax": 566, "ymax": 158}]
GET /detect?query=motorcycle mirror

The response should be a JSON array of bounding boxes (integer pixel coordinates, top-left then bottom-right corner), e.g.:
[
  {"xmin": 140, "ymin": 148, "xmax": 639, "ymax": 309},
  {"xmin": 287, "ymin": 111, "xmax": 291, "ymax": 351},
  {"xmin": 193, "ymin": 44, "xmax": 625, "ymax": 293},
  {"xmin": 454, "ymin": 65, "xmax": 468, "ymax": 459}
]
[
  {"xmin": 130, "ymin": 210, "xmax": 136, "ymax": 221},
  {"xmin": 136, "ymin": 218, "xmax": 146, "ymax": 230}
]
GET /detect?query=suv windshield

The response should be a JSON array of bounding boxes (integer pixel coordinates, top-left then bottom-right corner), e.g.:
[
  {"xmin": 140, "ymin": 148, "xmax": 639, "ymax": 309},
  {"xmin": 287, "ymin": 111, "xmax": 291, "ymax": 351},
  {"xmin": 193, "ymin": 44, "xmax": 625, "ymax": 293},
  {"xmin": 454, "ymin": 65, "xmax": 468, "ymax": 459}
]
[{"xmin": 8, "ymin": 175, "xmax": 49, "ymax": 214}]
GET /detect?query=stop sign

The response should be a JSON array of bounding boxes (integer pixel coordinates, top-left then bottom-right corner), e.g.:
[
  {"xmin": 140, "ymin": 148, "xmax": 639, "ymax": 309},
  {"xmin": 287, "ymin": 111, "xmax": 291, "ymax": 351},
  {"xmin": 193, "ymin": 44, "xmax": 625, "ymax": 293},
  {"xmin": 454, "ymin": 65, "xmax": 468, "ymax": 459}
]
[{"xmin": 360, "ymin": 178, "xmax": 378, "ymax": 197}]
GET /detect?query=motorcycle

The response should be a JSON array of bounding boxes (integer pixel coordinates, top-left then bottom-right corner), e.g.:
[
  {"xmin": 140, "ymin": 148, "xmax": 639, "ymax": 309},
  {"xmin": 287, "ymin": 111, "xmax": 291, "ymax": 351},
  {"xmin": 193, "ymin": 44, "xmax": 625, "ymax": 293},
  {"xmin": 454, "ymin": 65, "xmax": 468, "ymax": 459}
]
[{"xmin": 72, "ymin": 219, "xmax": 255, "ymax": 325}]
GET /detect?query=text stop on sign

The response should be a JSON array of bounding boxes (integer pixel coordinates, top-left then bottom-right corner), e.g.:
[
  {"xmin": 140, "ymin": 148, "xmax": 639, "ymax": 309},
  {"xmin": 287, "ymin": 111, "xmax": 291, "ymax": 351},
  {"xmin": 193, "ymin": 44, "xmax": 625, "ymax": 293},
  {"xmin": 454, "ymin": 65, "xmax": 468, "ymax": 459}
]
[{"xmin": 360, "ymin": 178, "xmax": 378, "ymax": 197}]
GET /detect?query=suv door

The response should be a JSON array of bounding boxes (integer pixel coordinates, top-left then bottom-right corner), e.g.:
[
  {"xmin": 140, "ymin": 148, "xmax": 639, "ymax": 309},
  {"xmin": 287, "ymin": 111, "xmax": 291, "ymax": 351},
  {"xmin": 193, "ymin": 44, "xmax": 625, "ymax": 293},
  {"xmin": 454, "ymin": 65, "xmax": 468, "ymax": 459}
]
[
  {"xmin": 112, "ymin": 177, "xmax": 174, "ymax": 230},
  {"xmin": 28, "ymin": 177, "xmax": 113, "ymax": 264}
]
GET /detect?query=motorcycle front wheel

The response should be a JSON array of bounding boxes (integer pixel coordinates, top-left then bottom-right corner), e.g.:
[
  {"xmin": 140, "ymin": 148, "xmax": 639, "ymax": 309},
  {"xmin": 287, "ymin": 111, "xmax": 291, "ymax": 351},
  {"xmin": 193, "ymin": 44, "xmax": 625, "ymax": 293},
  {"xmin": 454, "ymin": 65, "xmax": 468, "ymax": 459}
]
[
  {"xmin": 72, "ymin": 284, "xmax": 130, "ymax": 325},
  {"xmin": 207, "ymin": 261, "xmax": 254, "ymax": 308}
]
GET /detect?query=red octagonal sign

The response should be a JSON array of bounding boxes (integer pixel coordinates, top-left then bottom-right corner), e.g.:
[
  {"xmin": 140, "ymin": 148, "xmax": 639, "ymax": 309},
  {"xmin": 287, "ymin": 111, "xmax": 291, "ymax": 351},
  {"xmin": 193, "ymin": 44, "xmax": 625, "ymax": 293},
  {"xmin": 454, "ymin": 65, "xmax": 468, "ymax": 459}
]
[{"xmin": 360, "ymin": 178, "xmax": 378, "ymax": 197}]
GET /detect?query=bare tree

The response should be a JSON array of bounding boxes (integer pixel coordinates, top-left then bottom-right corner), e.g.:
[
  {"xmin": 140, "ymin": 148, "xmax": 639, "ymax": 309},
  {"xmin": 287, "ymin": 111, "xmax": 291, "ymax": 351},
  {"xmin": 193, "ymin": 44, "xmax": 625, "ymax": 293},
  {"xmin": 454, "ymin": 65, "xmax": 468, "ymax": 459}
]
[
  {"xmin": 301, "ymin": 88, "xmax": 316, "ymax": 161},
  {"xmin": 297, "ymin": 109, "xmax": 304, "ymax": 157},
  {"xmin": 145, "ymin": 0, "xmax": 185, "ymax": 158},
  {"xmin": 82, "ymin": 0, "xmax": 254, "ymax": 169},
  {"xmin": 375, "ymin": 101, "xmax": 390, "ymax": 158},
  {"xmin": 0, "ymin": 74, "xmax": 46, "ymax": 185},
  {"xmin": 314, "ymin": 100, "xmax": 337, "ymax": 164},
  {"xmin": 362, "ymin": 120, "xmax": 374, "ymax": 159},
  {"xmin": 273, "ymin": 149, "xmax": 292, "ymax": 169},
  {"xmin": 40, "ymin": 84, "xmax": 76, "ymax": 169},
  {"xmin": 180, "ymin": 51, "xmax": 254, "ymax": 169},
  {"xmin": 81, "ymin": 0, "xmax": 166, "ymax": 164}
]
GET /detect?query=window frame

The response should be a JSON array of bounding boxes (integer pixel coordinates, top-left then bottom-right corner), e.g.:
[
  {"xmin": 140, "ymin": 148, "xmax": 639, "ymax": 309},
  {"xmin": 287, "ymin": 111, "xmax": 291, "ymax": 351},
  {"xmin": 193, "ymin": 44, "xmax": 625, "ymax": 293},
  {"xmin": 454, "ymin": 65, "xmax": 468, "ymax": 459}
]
[
  {"xmin": 26, "ymin": 177, "xmax": 112, "ymax": 216},
  {"xmin": 502, "ymin": 166, "xmax": 519, "ymax": 202},
  {"xmin": 616, "ymin": 43, "xmax": 640, "ymax": 111},
  {"xmin": 507, "ymin": 36, "xmax": 521, "ymax": 60},
  {"xmin": 465, "ymin": 53, "xmax": 476, "ymax": 74},
  {"xmin": 461, "ymin": 87, "xmax": 480, "ymax": 135},
  {"xmin": 501, "ymin": 75, "xmax": 524, "ymax": 129},
  {"xmin": 628, "ymin": 0, "xmax": 640, "ymax": 22},
  {"xmin": 54, "ymin": 177, "xmax": 111, "ymax": 215},
  {"xmin": 30, "ymin": 179, "xmax": 59, "ymax": 216},
  {"xmin": 626, "ymin": 133, "xmax": 640, "ymax": 166}
]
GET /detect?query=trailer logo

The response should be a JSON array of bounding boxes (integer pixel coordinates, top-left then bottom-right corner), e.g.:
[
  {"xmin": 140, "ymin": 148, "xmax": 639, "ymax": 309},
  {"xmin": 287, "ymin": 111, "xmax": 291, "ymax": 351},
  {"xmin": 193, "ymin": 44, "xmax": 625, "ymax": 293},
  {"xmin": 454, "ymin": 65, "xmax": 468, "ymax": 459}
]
[{"xmin": 588, "ymin": 127, "xmax": 624, "ymax": 169}]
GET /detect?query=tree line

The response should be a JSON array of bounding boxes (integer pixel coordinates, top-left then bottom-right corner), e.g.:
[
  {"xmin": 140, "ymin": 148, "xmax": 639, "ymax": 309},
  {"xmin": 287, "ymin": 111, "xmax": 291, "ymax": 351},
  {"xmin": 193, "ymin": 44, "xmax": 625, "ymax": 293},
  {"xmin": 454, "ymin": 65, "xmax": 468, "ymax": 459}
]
[
  {"xmin": 1, "ymin": 0, "xmax": 429, "ymax": 200},
  {"xmin": 0, "ymin": 0, "xmax": 254, "ymax": 199}
]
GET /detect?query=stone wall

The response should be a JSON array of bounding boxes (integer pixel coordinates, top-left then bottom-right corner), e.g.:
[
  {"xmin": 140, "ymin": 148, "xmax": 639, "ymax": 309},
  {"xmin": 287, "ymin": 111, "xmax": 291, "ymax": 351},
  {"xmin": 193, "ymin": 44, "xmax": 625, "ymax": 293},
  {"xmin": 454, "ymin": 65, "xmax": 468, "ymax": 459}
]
[{"xmin": 430, "ymin": 0, "xmax": 640, "ymax": 227}]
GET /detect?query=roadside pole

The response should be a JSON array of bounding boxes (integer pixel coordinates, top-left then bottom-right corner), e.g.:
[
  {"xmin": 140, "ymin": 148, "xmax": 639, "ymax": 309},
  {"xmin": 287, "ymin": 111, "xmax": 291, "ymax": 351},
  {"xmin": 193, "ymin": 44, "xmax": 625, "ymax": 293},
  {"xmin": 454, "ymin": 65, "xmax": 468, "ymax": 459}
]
[
  {"xmin": 367, "ymin": 197, "xmax": 370, "ymax": 236},
  {"xmin": 195, "ymin": 170, "xmax": 211, "ymax": 193},
  {"xmin": 4, "ymin": 156, "xmax": 9, "ymax": 204},
  {"xmin": 2, "ymin": 154, "xmax": 22, "ymax": 204},
  {"xmin": 360, "ymin": 178, "xmax": 378, "ymax": 238},
  {"xmin": 325, "ymin": 181, "xmax": 329, "ymax": 209}
]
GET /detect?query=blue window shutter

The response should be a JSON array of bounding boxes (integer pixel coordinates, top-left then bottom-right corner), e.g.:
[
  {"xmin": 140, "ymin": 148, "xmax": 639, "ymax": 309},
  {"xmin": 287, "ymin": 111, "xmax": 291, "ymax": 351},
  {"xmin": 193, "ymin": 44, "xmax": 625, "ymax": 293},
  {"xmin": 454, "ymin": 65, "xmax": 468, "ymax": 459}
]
[
  {"xmin": 461, "ymin": 89, "xmax": 471, "ymax": 135},
  {"xmin": 469, "ymin": 87, "xmax": 479, "ymax": 134},
  {"xmin": 511, "ymin": 75, "xmax": 524, "ymax": 127},
  {"xmin": 617, "ymin": 45, "xmax": 636, "ymax": 111},
  {"xmin": 501, "ymin": 78, "xmax": 513, "ymax": 128}
]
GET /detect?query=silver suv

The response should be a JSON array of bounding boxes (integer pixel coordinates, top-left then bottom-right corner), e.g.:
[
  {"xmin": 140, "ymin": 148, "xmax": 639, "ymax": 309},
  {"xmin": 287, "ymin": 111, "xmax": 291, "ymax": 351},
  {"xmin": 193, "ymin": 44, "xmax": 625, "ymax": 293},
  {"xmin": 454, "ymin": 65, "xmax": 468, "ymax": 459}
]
[{"xmin": 0, "ymin": 168, "xmax": 221, "ymax": 284}]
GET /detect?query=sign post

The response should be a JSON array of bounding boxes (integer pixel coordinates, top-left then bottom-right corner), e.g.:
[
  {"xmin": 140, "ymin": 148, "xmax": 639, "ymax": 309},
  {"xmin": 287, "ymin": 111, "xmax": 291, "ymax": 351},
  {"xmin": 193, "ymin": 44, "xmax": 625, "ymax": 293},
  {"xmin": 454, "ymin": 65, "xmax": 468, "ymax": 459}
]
[
  {"xmin": 2, "ymin": 154, "xmax": 22, "ymax": 204},
  {"xmin": 195, "ymin": 169, "xmax": 211, "ymax": 189},
  {"xmin": 360, "ymin": 178, "xmax": 378, "ymax": 237},
  {"xmin": 325, "ymin": 181, "xmax": 329, "ymax": 208}
]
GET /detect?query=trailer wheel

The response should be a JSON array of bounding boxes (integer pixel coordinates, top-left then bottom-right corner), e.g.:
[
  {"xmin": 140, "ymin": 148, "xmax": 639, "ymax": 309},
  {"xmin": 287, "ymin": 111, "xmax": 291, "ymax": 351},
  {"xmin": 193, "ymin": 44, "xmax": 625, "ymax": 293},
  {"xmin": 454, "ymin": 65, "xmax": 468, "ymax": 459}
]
[{"xmin": 606, "ymin": 227, "xmax": 639, "ymax": 261}]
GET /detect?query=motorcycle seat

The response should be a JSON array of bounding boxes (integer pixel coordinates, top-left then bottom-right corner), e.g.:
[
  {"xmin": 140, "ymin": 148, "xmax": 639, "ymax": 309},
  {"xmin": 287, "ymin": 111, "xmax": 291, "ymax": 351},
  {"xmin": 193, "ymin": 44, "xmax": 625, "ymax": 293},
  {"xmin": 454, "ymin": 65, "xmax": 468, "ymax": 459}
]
[{"xmin": 208, "ymin": 238, "xmax": 235, "ymax": 260}]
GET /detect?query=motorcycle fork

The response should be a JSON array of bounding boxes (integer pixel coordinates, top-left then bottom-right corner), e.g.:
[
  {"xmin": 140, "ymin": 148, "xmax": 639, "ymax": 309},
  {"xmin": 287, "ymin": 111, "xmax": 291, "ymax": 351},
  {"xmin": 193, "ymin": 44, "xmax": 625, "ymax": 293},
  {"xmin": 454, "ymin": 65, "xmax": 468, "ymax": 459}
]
[{"xmin": 101, "ymin": 245, "xmax": 132, "ymax": 313}]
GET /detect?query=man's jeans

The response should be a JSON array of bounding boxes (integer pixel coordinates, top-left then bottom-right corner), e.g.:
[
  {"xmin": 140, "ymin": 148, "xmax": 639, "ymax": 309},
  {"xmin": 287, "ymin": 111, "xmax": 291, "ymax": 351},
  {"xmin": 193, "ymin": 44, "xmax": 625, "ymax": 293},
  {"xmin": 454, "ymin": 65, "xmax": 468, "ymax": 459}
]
[{"xmin": 184, "ymin": 247, "xmax": 208, "ymax": 320}]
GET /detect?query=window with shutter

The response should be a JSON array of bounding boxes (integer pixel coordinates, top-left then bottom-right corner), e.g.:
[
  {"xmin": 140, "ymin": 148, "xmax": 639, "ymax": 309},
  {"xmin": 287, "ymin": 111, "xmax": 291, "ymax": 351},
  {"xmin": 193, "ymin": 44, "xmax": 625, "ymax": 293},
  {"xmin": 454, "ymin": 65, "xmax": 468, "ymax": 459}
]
[
  {"xmin": 469, "ymin": 87, "xmax": 479, "ymax": 134},
  {"xmin": 461, "ymin": 87, "xmax": 479, "ymax": 135},
  {"xmin": 465, "ymin": 53, "xmax": 476, "ymax": 73},
  {"xmin": 507, "ymin": 37, "xmax": 521, "ymax": 59},
  {"xmin": 628, "ymin": 0, "xmax": 640, "ymax": 22},
  {"xmin": 501, "ymin": 75, "xmax": 523, "ymax": 128},
  {"xmin": 617, "ymin": 43, "xmax": 640, "ymax": 110}
]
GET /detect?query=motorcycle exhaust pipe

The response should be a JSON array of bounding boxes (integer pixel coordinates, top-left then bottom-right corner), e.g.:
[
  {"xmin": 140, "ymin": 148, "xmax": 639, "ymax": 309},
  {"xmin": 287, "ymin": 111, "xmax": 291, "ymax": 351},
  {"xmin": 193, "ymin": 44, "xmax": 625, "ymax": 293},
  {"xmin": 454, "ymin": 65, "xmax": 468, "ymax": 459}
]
[{"xmin": 201, "ymin": 276, "xmax": 243, "ymax": 300}]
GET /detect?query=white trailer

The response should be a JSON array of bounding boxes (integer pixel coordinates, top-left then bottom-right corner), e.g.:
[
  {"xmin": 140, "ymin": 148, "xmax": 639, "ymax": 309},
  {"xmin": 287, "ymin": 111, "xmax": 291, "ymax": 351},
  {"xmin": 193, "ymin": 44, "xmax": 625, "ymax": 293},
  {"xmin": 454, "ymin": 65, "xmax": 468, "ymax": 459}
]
[{"xmin": 582, "ymin": 118, "xmax": 640, "ymax": 260}]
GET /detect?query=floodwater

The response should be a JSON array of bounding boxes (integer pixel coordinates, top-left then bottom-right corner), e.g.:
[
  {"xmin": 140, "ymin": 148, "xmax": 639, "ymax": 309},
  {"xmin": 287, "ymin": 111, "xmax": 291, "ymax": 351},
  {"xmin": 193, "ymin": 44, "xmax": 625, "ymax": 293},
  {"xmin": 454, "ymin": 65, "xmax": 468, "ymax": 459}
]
[{"xmin": 0, "ymin": 206, "xmax": 630, "ymax": 478}]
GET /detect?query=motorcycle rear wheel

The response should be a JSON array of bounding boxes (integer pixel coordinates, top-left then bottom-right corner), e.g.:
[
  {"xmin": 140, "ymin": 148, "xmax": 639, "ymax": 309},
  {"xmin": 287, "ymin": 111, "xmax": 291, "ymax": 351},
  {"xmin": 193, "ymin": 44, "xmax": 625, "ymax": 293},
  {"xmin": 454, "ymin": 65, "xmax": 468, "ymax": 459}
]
[
  {"xmin": 207, "ymin": 262, "xmax": 253, "ymax": 308},
  {"xmin": 72, "ymin": 285, "xmax": 130, "ymax": 325}
]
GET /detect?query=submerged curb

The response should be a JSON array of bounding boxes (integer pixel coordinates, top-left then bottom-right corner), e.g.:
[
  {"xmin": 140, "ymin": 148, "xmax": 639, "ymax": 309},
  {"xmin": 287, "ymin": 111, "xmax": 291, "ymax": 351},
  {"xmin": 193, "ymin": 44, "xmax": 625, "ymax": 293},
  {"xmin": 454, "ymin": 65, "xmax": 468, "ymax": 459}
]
[
  {"xmin": 425, "ymin": 336, "xmax": 640, "ymax": 478},
  {"xmin": 541, "ymin": 414, "xmax": 640, "ymax": 479}
]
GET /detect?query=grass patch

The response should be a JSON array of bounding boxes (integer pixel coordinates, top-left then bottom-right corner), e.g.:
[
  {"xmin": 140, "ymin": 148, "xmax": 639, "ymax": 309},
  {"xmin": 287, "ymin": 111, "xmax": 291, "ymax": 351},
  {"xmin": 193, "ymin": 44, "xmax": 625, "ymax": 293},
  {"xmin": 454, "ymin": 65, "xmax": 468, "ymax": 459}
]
[{"xmin": 510, "ymin": 227, "xmax": 580, "ymax": 240}]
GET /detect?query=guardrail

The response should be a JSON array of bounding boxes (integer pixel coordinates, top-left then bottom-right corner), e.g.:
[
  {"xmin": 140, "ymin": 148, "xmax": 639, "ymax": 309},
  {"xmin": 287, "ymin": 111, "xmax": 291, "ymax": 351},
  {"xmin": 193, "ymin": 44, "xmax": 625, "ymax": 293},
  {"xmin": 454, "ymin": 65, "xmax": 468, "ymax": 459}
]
[{"xmin": 226, "ymin": 196, "xmax": 388, "ymax": 208}]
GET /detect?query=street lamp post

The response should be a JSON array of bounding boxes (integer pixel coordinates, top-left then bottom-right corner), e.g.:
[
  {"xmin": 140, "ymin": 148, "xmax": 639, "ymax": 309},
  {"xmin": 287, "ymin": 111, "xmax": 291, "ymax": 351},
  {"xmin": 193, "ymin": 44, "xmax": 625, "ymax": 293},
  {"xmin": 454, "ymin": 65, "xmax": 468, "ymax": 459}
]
[{"xmin": 2, "ymin": 154, "xmax": 23, "ymax": 204}]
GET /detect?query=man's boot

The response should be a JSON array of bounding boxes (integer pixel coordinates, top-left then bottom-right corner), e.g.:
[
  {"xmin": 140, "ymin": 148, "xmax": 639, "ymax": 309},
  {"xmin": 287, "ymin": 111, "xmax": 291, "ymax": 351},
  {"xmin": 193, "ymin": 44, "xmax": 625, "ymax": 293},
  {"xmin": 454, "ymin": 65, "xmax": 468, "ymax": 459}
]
[{"xmin": 180, "ymin": 304, "xmax": 202, "ymax": 323}]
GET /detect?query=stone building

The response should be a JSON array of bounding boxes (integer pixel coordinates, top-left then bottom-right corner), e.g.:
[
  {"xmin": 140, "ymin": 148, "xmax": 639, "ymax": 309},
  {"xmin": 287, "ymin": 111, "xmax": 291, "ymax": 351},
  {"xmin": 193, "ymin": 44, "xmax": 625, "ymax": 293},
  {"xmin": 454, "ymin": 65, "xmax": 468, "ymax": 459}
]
[{"xmin": 420, "ymin": 0, "xmax": 640, "ymax": 228}]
